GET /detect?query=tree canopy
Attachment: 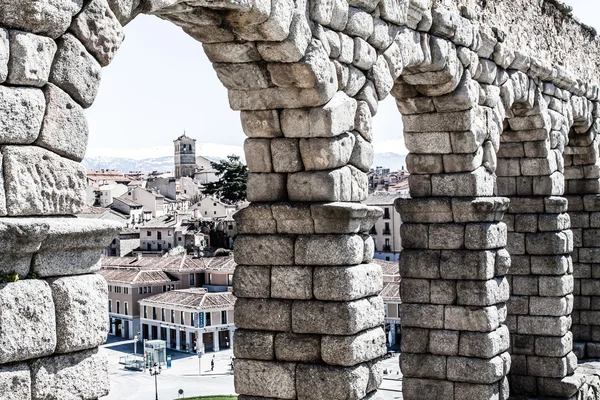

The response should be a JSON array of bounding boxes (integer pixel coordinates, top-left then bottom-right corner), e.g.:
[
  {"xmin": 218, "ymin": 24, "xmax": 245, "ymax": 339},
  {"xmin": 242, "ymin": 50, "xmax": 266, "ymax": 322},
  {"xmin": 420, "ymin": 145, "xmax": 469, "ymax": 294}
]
[{"xmin": 203, "ymin": 155, "xmax": 248, "ymax": 204}]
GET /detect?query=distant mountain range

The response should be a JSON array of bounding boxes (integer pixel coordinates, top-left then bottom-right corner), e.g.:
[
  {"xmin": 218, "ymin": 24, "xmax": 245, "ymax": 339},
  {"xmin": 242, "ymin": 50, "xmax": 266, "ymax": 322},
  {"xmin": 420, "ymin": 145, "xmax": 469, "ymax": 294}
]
[{"xmin": 82, "ymin": 150, "xmax": 407, "ymax": 173}]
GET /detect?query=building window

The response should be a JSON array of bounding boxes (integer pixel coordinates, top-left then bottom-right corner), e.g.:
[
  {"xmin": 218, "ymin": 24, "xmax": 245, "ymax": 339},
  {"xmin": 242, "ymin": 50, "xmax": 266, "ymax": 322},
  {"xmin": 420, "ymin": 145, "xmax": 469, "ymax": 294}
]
[
  {"xmin": 206, "ymin": 312, "xmax": 211, "ymax": 327},
  {"xmin": 147, "ymin": 243, "xmax": 151, "ymax": 251},
  {"xmin": 168, "ymin": 231, "xmax": 172, "ymax": 236},
  {"xmin": 178, "ymin": 237, "xmax": 182, "ymax": 241},
  {"xmin": 116, "ymin": 301, "xmax": 120, "ymax": 314},
  {"xmin": 228, "ymin": 224, "xmax": 233, "ymax": 230},
  {"xmin": 147, "ymin": 231, "xmax": 151, "ymax": 236},
  {"xmin": 153, "ymin": 307, "xmax": 157, "ymax": 320},
  {"xmin": 180, "ymin": 311, "xmax": 185, "ymax": 325},
  {"xmin": 148, "ymin": 287, "xmax": 152, "ymax": 293},
  {"xmin": 384, "ymin": 222, "xmax": 391, "ymax": 235},
  {"xmin": 209, "ymin": 274, "xmax": 213, "ymax": 285},
  {"xmin": 108, "ymin": 300, "xmax": 112, "ymax": 313},
  {"xmin": 213, "ymin": 203, "xmax": 216, "ymax": 207},
  {"xmin": 383, "ymin": 208, "xmax": 390, "ymax": 219},
  {"xmin": 163, "ymin": 285, "xmax": 167, "ymax": 292},
  {"xmin": 144, "ymin": 306, "xmax": 147, "ymax": 318},
  {"xmin": 157, "ymin": 243, "xmax": 162, "ymax": 251},
  {"xmin": 228, "ymin": 274, "xmax": 233, "ymax": 286},
  {"xmin": 139, "ymin": 287, "xmax": 143, "ymax": 294},
  {"xmin": 108, "ymin": 285, "xmax": 112, "ymax": 292},
  {"xmin": 171, "ymin": 310, "xmax": 175, "ymax": 323},
  {"xmin": 125, "ymin": 302, "xmax": 129, "ymax": 316},
  {"xmin": 204, "ymin": 211, "xmax": 207, "ymax": 215},
  {"xmin": 214, "ymin": 211, "xmax": 216, "ymax": 215},
  {"xmin": 161, "ymin": 309, "xmax": 165, "ymax": 322},
  {"xmin": 190, "ymin": 274, "xmax": 195, "ymax": 286},
  {"xmin": 124, "ymin": 287, "xmax": 129, "ymax": 295},
  {"xmin": 221, "ymin": 310, "xmax": 227, "ymax": 325},
  {"xmin": 157, "ymin": 232, "xmax": 162, "ymax": 240}
]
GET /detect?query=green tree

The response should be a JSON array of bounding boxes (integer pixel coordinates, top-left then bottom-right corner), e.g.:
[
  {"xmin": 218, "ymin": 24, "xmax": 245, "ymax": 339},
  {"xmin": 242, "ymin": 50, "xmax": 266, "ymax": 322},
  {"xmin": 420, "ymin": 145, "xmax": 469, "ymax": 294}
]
[{"xmin": 203, "ymin": 155, "xmax": 248, "ymax": 203}]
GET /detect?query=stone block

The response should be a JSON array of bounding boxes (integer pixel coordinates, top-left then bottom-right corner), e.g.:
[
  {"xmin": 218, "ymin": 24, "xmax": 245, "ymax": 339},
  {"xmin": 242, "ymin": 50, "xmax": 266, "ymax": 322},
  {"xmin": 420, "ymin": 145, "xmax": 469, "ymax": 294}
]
[
  {"xmin": 234, "ymin": 330, "xmax": 275, "ymax": 360},
  {"xmin": 295, "ymin": 234, "xmax": 364, "ymax": 265},
  {"xmin": 235, "ymin": 298, "xmax": 291, "ymax": 331},
  {"xmin": 353, "ymin": 37, "xmax": 376, "ymax": 71},
  {"xmin": 527, "ymin": 353, "xmax": 576, "ymax": 378},
  {"xmin": 246, "ymin": 173, "xmax": 288, "ymax": 202},
  {"xmin": 401, "ymin": 353, "xmax": 447, "ymax": 379},
  {"xmin": 50, "ymin": 274, "xmax": 108, "ymax": 353},
  {"xmin": 400, "ymin": 223, "xmax": 428, "ymax": 249},
  {"xmin": 270, "ymin": 203, "xmax": 313, "ymax": 234},
  {"xmin": 451, "ymin": 197, "xmax": 509, "ymax": 224},
  {"xmin": 0, "ymin": 0, "xmax": 83, "ymax": 39},
  {"xmin": 536, "ymin": 374, "xmax": 584, "ymax": 398},
  {"xmin": 401, "ymin": 327, "xmax": 429, "ymax": 354},
  {"xmin": 402, "ymin": 304, "xmax": 444, "ymax": 329},
  {"xmin": 244, "ymin": 138, "xmax": 273, "ymax": 172},
  {"xmin": 69, "ymin": 0, "xmax": 125, "ymax": 67},
  {"xmin": 288, "ymin": 168, "xmax": 352, "ymax": 202},
  {"xmin": 311, "ymin": 202, "xmax": 370, "ymax": 234},
  {"xmin": 395, "ymin": 198, "xmax": 453, "ymax": 223},
  {"xmin": 404, "ymin": 131, "xmax": 452, "ymax": 154},
  {"xmin": 349, "ymin": 132, "xmax": 374, "ymax": 172},
  {"xmin": 456, "ymin": 278, "xmax": 510, "ymax": 306},
  {"xmin": 431, "ymin": 167, "xmax": 494, "ymax": 197},
  {"xmin": 36, "ymin": 83, "xmax": 89, "ymax": 161},
  {"xmin": 300, "ymin": 132, "xmax": 355, "ymax": 171},
  {"xmin": 49, "ymin": 34, "xmax": 101, "ymax": 108},
  {"xmin": 30, "ymin": 348, "xmax": 109, "ymax": 399},
  {"xmin": 459, "ymin": 325, "xmax": 510, "ymax": 358},
  {"xmin": 428, "ymin": 224, "xmax": 465, "ymax": 250},
  {"xmin": 235, "ymin": 235, "xmax": 294, "ymax": 265},
  {"xmin": 402, "ymin": 378, "xmax": 454, "ymax": 400},
  {"xmin": 399, "ymin": 250, "xmax": 441, "ymax": 279},
  {"xmin": 314, "ymin": 263, "xmax": 381, "ymax": 301},
  {"xmin": 33, "ymin": 218, "xmax": 121, "ymax": 277},
  {"xmin": 271, "ymin": 138, "xmax": 303, "ymax": 173},
  {"xmin": 256, "ymin": 13, "xmax": 311, "ymax": 63},
  {"xmin": 530, "ymin": 295, "xmax": 573, "ymax": 316},
  {"xmin": 0, "ymin": 279, "xmax": 56, "ymax": 364},
  {"xmin": 447, "ymin": 354, "xmax": 506, "ymax": 384},
  {"xmin": 526, "ymin": 231, "xmax": 573, "ymax": 255},
  {"xmin": 535, "ymin": 332, "xmax": 573, "ymax": 357},
  {"xmin": 241, "ymin": 110, "xmax": 282, "ymax": 138},
  {"xmin": 275, "ymin": 333, "xmax": 320, "ymax": 362},
  {"xmin": 429, "ymin": 330, "xmax": 459, "ymax": 356},
  {"xmin": 215, "ymin": 62, "xmax": 271, "ymax": 90},
  {"xmin": 232, "ymin": 0, "xmax": 293, "ymax": 41},
  {"xmin": 0, "ymin": 29, "xmax": 7, "ymax": 82},
  {"xmin": 296, "ymin": 363, "xmax": 369, "ymax": 400},
  {"xmin": 233, "ymin": 203, "xmax": 276, "ymax": 235},
  {"xmin": 7, "ymin": 30, "xmax": 56, "ymax": 87},
  {"xmin": 271, "ymin": 266, "xmax": 313, "ymax": 300},
  {"xmin": 0, "ymin": 86, "xmax": 45, "ymax": 145},
  {"xmin": 292, "ymin": 296, "xmax": 383, "ymax": 335},
  {"xmin": 400, "ymin": 278, "xmax": 430, "ymax": 304},
  {"xmin": 233, "ymin": 265, "xmax": 270, "ymax": 298},
  {"xmin": 440, "ymin": 250, "xmax": 496, "ymax": 280},
  {"xmin": 538, "ymin": 275, "xmax": 574, "ymax": 297},
  {"xmin": 517, "ymin": 315, "xmax": 572, "ymax": 336},
  {"xmin": 530, "ymin": 255, "xmax": 571, "ymax": 275},
  {"xmin": 431, "ymin": 279, "xmax": 457, "ymax": 305},
  {"xmin": 0, "ymin": 362, "xmax": 30, "ymax": 400},
  {"xmin": 235, "ymin": 359, "xmax": 296, "ymax": 399},
  {"xmin": 444, "ymin": 305, "xmax": 499, "ymax": 332},
  {"xmin": 402, "ymin": 104, "xmax": 483, "ymax": 133},
  {"xmin": 465, "ymin": 222, "xmax": 507, "ymax": 250},
  {"xmin": 322, "ymin": 327, "xmax": 386, "ymax": 367}
]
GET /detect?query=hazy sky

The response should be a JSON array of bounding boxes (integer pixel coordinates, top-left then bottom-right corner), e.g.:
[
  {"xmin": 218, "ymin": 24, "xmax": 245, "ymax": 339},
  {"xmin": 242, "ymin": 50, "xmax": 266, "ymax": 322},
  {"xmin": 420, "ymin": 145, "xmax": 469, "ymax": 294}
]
[{"xmin": 84, "ymin": 0, "xmax": 598, "ymax": 159}]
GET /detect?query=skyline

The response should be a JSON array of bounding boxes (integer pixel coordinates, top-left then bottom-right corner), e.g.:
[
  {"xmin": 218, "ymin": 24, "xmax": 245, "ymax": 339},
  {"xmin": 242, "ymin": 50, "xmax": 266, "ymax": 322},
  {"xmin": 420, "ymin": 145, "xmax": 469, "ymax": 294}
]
[{"xmin": 84, "ymin": 0, "xmax": 598, "ymax": 160}]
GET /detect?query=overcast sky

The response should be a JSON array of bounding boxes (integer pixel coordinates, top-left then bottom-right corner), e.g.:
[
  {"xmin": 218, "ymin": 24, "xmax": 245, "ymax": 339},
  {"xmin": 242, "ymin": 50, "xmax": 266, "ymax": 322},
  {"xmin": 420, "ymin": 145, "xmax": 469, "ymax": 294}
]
[{"xmin": 84, "ymin": 0, "xmax": 598, "ymax": 159}]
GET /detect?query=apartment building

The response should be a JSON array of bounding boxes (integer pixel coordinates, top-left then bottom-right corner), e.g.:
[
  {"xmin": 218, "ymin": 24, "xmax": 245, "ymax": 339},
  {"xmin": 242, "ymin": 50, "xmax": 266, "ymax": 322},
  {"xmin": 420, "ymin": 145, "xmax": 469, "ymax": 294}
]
[
  {"xmin": 365, "ymin": 193, "xmax": 406, "ymax": 262},
  {"xmin": 138, "ymin": 288, "xmax": 236, "ymax": 353},
  {"xmin": 374, "ymin": 259, "xmax": 401, "ymax": 348}
]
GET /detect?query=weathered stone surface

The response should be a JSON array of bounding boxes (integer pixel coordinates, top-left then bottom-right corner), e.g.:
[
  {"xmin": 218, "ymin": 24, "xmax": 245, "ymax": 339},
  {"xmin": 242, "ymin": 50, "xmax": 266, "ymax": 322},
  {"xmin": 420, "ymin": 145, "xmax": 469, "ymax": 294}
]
[
  {"xmin": 447, "ymin": 354, "xmax": 506, "ymax": 384},
  {"xmin": 257, "ymin": 14, "xmax": 311, "ymax": 63},
  {"xmin": 299, "ymin": 132, "xmax": 355, "ymax": 170},
  {"xmin": 233, "ymin": 265, "xmax": 270, "ymax": 298},
  {"xmin": 244, "ymin": 138, "xmax": 273, "ymax": 172},
  {"xmin": 271, "ymin": 266, "xmax": 313, "ymax": 299},
  {"xmin": 49, "ymin": 34, "xmax": 102, "ymax": 108},
  {"xmin": 313, "ymin": 263, "xmax": 382, "ymax": 301},
  {"xmin": 0, "ymin": 86, "xmax": 46, "ymax": 145},
  {"xmin": 271, "ymin": 138, "xmax": 303, "ymax": 172},
  {"xmin": 7, "ymin": 31, "xmax": 57, "ymax": 87},
  {"xmin": 296, "ymin": 363, "xmax": 369, "ymax": 400},
  {"xmin": 36, "ymin": 83, "xmax": 89, "ymax": 161},
  {"xmin": 275, "ymin": 333, "xmax": 321, "ymax": 362},
  {"xmin": 32, "ymin": 218, "xmax": 120, "ymax": 277},
  {"xmin": 322, "ymin": 327, "xmax": 386, "ymax": 367},
  {"xmin": 401, "ymin": 353, "xmax": 447, "ymax": 379},
  {"xmin": 0, "ymin": 29, "xmax": 8, "ymax": 83},
  {"xmin": 70, "ymin": 0, "xmax": 125, "ymax": 66},
  {"xmin": 234, "ymin": 330, "xmax": 275, "ymax": 360},
  {"xmin": 241, "ymin": 110, "xmax": 282, "ymax": 138},
  {"xmin": 235, "ymin": 235, "xmax": 294, "ymax": 265},
  {"xmin": 0, "ymin": 363, "xmax": 30, "ymax": 400},
  {"xmin": 30, "ymin": 348, "xmax": 109, "ymax": 400},
  {"xmin": 271, "ymin": 203, "xmax": 314, "ymax": 234},
  {"xmin": 235, "ymin": 298, "xmax": 291, "ymax": 331},
  {"xmin": 50, "ymin": 274, "xmax": 108, "ymax": 353},
  {"xmin": 0, "ymin": 0, "xmax": 84, "ymax": 39},
  {"xmin": 235, "ymin": 360, "xmax": 296, "ymax": 399},
  {"xmin": 246, "ymin": 173, "xmax": 287, "ymax": 202},
  {"xmin": 459, "ymin": 325, "xmax": 510, "ymax": 358},
  {"xmin": 0, "ymin": 218, "xmax": 48, "ymax": 276},
  {"xmin": 295, "ymin": 234, "xmax": 364, "ymax": 265},
  {"xmin": 0, "ymin": 280, "xmax": 56, "ymax": 364},
  {"xmin": 292, "ymin": 296, "xmax": 384, "ymax": 335},
  {"xmin": 402, "ymin": 377, "xmax": 454, "ymax": 399}
]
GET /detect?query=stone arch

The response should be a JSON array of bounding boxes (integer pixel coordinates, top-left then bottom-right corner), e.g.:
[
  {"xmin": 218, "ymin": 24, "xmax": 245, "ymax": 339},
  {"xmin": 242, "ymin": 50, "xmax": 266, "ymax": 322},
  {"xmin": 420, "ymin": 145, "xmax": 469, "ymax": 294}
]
[{"xmin": 0, "ymin": 1, "xmax": 599, "ymax": 400}]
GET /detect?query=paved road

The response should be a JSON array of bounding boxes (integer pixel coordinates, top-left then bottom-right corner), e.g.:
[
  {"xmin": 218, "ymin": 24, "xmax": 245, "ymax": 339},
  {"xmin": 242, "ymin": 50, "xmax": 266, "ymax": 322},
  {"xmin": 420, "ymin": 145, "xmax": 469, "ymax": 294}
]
[{"xmin": 101, "ymin": 336, "xmax": 403, "ymax": 400}]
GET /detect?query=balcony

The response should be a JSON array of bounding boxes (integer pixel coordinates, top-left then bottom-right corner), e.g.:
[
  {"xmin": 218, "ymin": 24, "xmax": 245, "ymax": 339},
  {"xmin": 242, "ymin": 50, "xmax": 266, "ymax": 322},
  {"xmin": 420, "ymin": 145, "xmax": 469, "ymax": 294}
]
[
  {"xmin": 383, "ymin": 229, "xmax": 391, "ymax": 235},
  {"xmin": 383, "ymin": 245, "xmax": 392, "ymax": 252}
]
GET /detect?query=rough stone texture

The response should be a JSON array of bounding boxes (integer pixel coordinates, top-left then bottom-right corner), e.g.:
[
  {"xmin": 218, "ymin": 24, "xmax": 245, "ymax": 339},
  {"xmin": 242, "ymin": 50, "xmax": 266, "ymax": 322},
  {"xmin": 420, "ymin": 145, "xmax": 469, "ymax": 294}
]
[
  {"xmin": 0, "ymin": 86, "xmax": 46, "ymax": 144},
  {"xmin": 69, "ymin": 0, "xmax": 125, "ymax": 67},
  {"xmin": 49, "ymin": 33, "xmax": 102, "ymax": 108},
  {"xmin": 296, "ymin": 363, "xmax": 370, "ymax": 400},
  {"xmin": 0, "ymin": 280, "xmax": 56, "ymax": 364},
  {"xmin": 50, "ymin": 274, "xmax": 109, "ymax": 353},
  {"xmin": 321, "ymin": 327, "xmax": 387, "ymax": 366},
  {"xmin": 0, "ymin": 29, "xmax": 8, "ymax": 82},
  {"xmin": 6, "ymin": 31, "xmax": 57, "ymax": 87},
  {"xmin": 0, "ymin": 363, "xmax": 31, "ymax": 400},
  {"xmin": 0, "ymin": 0, "xmax": 84, "ymax": 39},
  {"xmin": 234, "ymin": 359, "xmax": 297, "ymax": 399},
  {"xmin": 36, "ymin": 83, "xmax": 89, "ymax": 161},
  {"xmin": 30, "ymin": 348, "xmax": 109, "ymax": 400}
]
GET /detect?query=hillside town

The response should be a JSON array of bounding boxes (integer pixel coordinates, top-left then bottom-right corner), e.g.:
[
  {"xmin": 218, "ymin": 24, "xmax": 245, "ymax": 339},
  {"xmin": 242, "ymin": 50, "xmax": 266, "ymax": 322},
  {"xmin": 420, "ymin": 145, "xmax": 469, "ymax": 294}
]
[{"xmin": 88, "ymin": 134, "xmax": 408, "ymax": 361}]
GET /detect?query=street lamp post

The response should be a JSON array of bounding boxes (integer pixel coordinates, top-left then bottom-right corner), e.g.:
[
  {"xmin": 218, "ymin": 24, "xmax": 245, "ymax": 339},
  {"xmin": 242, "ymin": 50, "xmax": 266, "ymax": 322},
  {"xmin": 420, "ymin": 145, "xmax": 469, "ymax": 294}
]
[{"xmin": 149, "ymin": 362, "xmax": 162, "ymax": 400}]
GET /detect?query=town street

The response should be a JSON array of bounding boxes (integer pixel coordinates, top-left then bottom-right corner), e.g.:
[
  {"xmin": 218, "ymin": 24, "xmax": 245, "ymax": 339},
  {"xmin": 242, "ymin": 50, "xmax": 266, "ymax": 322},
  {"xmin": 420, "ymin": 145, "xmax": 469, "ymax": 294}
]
[{"xmin": 101, "ymin": 337, "xmax": 403, "ymax": 399}]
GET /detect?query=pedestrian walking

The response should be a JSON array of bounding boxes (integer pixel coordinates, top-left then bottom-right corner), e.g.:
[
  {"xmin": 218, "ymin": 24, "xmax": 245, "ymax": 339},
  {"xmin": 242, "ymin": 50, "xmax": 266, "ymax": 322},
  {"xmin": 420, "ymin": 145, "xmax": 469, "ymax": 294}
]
[{"xmin": 211, "ymin": 356, "xmax": 215, "ymax": 371}]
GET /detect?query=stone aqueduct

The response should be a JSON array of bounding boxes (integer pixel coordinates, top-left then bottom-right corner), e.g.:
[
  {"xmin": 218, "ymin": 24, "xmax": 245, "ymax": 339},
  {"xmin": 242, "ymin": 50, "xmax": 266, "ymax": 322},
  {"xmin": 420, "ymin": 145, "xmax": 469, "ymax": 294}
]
[{"xmin": 0, "ymin": 0, "xmax": 599, "ymax": 399}]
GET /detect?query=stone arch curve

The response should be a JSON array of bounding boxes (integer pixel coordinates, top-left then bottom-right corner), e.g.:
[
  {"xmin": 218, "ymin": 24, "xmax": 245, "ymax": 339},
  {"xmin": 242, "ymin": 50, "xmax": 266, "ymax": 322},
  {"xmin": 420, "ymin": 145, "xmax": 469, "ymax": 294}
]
[{"xmin": 0, "ymin": 0, "xmax": 599, "ymax": 400}]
